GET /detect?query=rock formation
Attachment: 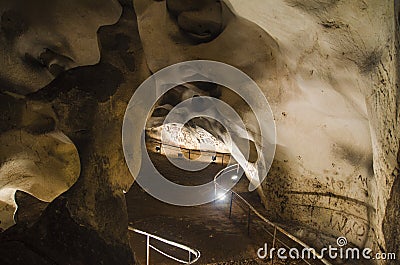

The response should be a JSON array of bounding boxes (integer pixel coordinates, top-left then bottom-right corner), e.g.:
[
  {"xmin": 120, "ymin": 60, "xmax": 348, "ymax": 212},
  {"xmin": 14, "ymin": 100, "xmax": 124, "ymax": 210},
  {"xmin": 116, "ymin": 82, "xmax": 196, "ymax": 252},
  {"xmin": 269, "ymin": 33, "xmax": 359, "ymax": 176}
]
[{"xmin": 0, "ymin": 0, "xmax": 145, "ymax": 264}]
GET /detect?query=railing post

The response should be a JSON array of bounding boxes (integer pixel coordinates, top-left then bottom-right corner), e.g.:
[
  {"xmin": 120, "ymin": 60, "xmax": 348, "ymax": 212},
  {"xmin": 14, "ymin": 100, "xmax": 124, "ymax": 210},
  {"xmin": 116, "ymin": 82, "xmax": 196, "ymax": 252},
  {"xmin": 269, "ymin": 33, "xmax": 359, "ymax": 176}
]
[
  {"xmin": 214, "ymin": 183, "xmax": 217, "ymax": 205},
  {"xmin": 221, "ymin": 154, "xmax": 224, "ymax": 165},
  {"xmin": 247, "ymin": 207, "xmax": 251, "ymax": 236},
  {"xmin": 130, "ymin": 228, "xmax": 201, "ymax": 265},
  {"xmin": 229, "ymin": 191, "xmax": 233, "ymax": 219},
  {"xmin": 146, "ymin": 234, "xmax": 150, "ymax": 265},
  {"xmin": 271, "ymin": 226, "xmax": 277, "ymax": 265},
  {"xmin": 189, "ymin": 149, "xmax": 191, "ymax": 160}
]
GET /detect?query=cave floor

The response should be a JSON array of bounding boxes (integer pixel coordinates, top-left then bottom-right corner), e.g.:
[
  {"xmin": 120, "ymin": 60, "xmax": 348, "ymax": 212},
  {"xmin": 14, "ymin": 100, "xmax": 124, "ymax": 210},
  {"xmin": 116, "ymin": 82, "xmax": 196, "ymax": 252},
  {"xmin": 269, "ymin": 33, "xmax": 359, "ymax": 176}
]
[{"xmin": 125, "ymin": 153, "xmax": 304, "ymax": 265}]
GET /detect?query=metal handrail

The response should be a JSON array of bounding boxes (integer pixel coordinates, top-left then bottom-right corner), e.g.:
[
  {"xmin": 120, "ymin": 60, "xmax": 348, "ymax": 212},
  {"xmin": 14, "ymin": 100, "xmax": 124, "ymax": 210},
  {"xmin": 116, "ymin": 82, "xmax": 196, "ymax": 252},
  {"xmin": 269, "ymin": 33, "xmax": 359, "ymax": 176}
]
[
  {"xmin": 147, "ymin": 138, "xmax": 231, "ymax": 155},
  {"xmin": 213, "ymin": 164, "xmax": 332, "ymax": 265},
  {"xmin": 129, "ymin": 227, "xmax": 201, "ymax": 265}
]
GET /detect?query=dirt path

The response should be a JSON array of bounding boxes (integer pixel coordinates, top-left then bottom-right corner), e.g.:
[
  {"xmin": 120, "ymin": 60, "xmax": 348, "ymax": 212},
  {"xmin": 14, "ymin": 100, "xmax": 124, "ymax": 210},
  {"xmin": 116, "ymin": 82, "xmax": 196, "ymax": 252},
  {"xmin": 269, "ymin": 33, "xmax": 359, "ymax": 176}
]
[{"xmin": 125, "ymin": 153, "xmax": 307, "ymax": 265}]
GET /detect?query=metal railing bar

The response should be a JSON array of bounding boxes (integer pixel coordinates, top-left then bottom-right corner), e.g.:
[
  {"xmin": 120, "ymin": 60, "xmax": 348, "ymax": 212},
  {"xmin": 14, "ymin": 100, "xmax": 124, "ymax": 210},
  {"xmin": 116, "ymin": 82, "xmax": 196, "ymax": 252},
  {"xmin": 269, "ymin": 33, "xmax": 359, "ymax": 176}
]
[
  {"xmin": 129, "ymin": 227, "xmax": 199, "ymax": 256},
  {"xmin": 148, "ymin": 139, "xmax": 230, "ymax": 156},
  {"xmin": 258, "ymin": 224, "xmax": 275, "ymax": 238},
  {"xmin": 128, "ymin": 227, "xmax": 201, "ymax": 264},
  {"xmin": 213, "ymin": 164, "xmax": 332, "ymax": 265},
  {"xmin": 146, "ymin": 234, "xmax": 150, "ymax": 265},
  {"xmin": 149, "ymin": 245, "xmax": 193, "ymax": 264}
]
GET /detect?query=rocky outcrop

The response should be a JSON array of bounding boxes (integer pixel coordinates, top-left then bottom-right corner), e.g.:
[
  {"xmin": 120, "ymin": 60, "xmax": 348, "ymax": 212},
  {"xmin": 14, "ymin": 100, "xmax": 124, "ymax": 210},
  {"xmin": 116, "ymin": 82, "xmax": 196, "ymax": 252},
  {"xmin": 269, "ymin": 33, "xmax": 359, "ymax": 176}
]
[
  {"xmin": 0, "ymin": 196, "xmax": 133, "ymax": 265},
  {"xmin": 0, "ymin": 0, "xmax": 147, "ymax": 263},
  {"xmin": 13, "ymin": 191, "xmax": 49, "ymax": 226}
]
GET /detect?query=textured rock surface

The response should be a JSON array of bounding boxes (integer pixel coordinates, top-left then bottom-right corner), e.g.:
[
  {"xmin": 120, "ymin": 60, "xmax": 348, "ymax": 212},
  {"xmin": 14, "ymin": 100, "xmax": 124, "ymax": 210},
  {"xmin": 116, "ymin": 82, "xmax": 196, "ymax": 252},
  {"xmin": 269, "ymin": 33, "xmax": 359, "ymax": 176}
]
[
  {"xmin": 0, "ymin": 0, "xmax": 146, "ymax": 263},
  {"xmin": 0, "ymin": 93, "xmax": 80, "ymax": 230},
  {"xmin": 13, "ymin": 190, "xmax": 49, "ymax": 226},
  {"xmin": 0, "ymin": 197, "xmax": 133, "ymax": 265},
  {"xmin": 0, "ymin": 0, "xmax": 123, "ymax": 95},
  {"xmin": 382, "ymin": 1, "xmax": 400, "ymax": 264},
  {"xmin": 228, "ymin": 0, "xmax": 398, "ymax": 259},
  {"xmin": 0, "ymin": 122, "xmax": 80, "ymax": 229},
  {"xmin": 146, "ymin": 123, "xmax": 229, "ymax": 153}
]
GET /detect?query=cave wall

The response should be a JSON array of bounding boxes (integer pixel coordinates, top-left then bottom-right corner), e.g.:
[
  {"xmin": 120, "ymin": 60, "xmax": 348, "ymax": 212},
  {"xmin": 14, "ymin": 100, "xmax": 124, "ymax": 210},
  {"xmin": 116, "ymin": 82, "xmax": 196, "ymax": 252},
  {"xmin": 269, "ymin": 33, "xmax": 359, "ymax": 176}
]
[
  {"xmin": 0, "ymin": 1, "xmax": 147, "ymax": 263},
  {"xmin": 229, "ymin": 0, "xmax": 399, "ymax": 258},
  {"xmin": 382, "ymin": 2, "xmax": 400, "ymax": 264}
]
